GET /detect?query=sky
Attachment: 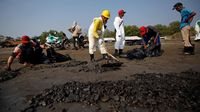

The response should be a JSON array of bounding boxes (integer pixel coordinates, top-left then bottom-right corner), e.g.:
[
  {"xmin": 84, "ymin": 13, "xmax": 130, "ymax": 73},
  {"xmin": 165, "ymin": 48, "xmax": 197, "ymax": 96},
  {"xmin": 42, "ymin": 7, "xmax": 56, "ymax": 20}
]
[{"xmin": 0, "ymin": 0, "xmax": 199, "ymax": 38}]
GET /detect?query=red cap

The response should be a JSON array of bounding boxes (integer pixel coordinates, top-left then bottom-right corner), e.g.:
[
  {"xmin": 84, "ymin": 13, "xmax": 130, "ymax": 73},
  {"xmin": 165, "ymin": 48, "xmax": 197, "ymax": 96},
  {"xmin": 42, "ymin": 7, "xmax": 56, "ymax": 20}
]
[
  {"xmin": 139, "ymin": 26, "xmax": 147, "ymax": 37},
  {"xmin": 118, "ymin": 9, "xmax": 126, "ymax": 15},
  {"xmin": 21, "ymin": 35, "xmax": 30, "ymax": 44}
]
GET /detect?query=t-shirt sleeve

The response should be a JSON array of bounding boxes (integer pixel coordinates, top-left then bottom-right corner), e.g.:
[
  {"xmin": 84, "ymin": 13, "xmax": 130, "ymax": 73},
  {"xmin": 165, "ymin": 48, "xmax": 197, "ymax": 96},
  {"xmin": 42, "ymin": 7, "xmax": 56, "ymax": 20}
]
[
  {"xmin": 182, "ymin": 9, "xmax": 192, "ymax": 16},
  {"xmin": 186, "ymin": 9, "xmax": 192, "ymax": 14}
]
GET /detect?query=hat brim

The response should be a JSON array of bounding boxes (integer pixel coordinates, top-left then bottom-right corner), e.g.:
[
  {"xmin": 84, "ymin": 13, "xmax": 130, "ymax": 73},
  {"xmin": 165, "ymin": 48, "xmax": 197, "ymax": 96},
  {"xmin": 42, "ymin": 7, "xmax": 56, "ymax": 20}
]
[
  {"xmin": 140, "ymin": 32, "xmax": 146, "ymax": 37},
  {"xmin": 21, "ymin": 40, "xmax": 29, "ymax": 44}
]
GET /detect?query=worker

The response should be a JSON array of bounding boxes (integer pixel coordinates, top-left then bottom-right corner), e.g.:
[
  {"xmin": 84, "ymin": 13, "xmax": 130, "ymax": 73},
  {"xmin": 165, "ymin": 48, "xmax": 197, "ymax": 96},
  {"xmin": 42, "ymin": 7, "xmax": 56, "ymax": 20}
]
[
  {"xmin": 114, "ymin": 9, "xmax": 126, "ymax": 57},
  {"xmin": 173, "ymin": 2, "xmax": 196, "ymax": 55},
  {"xmin": 194, "ymin": 20, "xmax": 200, "ymax": 41},
  {"xmin": 88, "ymin": 9, "xmax": 110, "ymax": 62},
  {"xmin": 139, "ymin": 26, "xmax": 161, "ymax": 56},
  {"xmin": 68, "ymin": 21, "xmax": 82, "ymax": 50},
  {"xmin": 5, "ymin": 35, "xmax": 37, "ymax": 71}
]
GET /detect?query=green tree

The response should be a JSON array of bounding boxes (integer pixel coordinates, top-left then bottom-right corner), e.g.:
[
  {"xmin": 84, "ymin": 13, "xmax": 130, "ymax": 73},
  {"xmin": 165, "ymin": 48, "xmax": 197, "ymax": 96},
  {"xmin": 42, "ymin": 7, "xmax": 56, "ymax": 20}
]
[
  {"xmin": 39, "ymin": 30, "xmax": 65, "ymax": 44},
  {"xmin": 39, "ymin": 31, "xmax": 48, "ymax": 44},
  {"xmin": 104, "ymin": 29, "xmax": 115, "ymax": 38},
  {"xmin": 154, "ymin": 24, "xmax": 169, "ymax": 36},
  {"xmin": 190, "ymin": 27, "xmax": 196, "ymax": 36},
  {"xmin": 168, "ymin": 21, "xmax": 180, "ymax": 35},
  {"xmin": 125, "ymin": 25, "xmax": 139, "ymax": 36}
]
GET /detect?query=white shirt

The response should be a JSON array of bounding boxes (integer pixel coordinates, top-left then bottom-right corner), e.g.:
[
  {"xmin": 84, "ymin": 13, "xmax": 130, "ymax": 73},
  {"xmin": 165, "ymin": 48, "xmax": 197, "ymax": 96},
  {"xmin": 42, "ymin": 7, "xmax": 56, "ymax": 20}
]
[{"xmin": 114, "ymin": 16, "xmax": 125, "ymax": 38}]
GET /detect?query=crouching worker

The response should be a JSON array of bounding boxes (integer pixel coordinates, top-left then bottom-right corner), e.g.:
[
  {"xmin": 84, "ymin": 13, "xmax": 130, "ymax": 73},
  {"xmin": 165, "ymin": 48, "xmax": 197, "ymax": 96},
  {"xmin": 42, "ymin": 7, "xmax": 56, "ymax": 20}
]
[
  {"xmin": 5, "ymin": 35, "xmax": 42, "ymax": 71},
  {"xmin": 88, "ymin": 10, "xmax": 110, "ymax": 62},
  {"xmin": 139, "ymin": 26, "xmax": 161, "ymax": 57}
]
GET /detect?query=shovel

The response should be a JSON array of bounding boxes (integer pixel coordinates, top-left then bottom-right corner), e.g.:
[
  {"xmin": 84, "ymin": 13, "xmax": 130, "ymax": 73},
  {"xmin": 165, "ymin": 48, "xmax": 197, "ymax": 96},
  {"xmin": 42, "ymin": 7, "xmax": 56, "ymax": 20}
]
[{"xmin": 100, "ymin": 41, "xmax": 120, "ymax": 62}]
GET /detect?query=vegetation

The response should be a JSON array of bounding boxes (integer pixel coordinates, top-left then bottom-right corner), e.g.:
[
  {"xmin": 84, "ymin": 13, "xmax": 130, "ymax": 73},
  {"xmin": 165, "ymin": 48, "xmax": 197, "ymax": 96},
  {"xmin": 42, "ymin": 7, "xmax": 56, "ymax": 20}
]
[
  {"xmin": 39, "ymin": 30, "xmax": 65, "ymax": 44},
  {"xmin": 36, "ymin": 21, "xmax": 196, "ymax": 42},
  {"xmin": 103, "ymin": 21, "xmax": 195, "ymax": 37}
]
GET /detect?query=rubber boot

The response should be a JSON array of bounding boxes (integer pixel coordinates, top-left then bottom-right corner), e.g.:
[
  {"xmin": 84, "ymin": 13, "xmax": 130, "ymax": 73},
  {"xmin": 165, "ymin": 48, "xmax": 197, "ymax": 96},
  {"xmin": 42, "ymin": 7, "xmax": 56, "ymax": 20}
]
[
  {"xmin": 119, "ymin": 49, "xmax": 123, "ymax": 55},
  {"xmin": 90, "ymin": 54, "xmax": 95, "ymax": 62},
  {"xmin": 189, "ymin": 46, "xmax": 194, "ymax": 55},
  {"xmin": 184, "ymin": 47, "xmax": 191, "ymax": 55},
  {"xmin": 114, "ymin": 49, "xmax": 119, "ymax": 56},
  {"xmin": 119, "ymin": 49, "xmax": 127, "ymax": 58},
  {"xmin": 184, "ymin": 47, "xmax": 188, "ymax": 54}
]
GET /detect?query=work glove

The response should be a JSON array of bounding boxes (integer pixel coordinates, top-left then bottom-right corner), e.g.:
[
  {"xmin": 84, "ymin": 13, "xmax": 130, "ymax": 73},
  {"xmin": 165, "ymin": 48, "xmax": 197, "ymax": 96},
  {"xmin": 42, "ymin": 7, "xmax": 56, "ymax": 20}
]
[
  {"xmin": 98, "ymin": 38, "xmax": 104, "ymax": 45},
  {"xmin": 97, "ymin": 30, "xmax": 102, "ymax": 36}
]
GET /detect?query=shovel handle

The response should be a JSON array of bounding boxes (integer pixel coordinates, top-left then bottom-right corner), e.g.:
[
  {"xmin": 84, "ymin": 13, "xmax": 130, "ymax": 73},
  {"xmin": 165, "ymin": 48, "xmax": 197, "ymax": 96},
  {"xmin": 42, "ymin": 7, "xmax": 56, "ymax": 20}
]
[{"xmin": 107, "ymin": 52, "xmax": 120, "ymax": 62}]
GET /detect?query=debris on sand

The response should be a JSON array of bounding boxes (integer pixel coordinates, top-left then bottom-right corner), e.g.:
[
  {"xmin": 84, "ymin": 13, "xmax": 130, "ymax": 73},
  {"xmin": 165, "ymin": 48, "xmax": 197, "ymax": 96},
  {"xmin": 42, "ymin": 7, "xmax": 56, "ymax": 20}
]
[
  {"xmin": 22, "ymin": 70, "xmax": 200, "ymax": 112},
  {"xmin": 0, "ymin": 59, "xmax": 122, "ymax": 83},
  {"xmin": 126, "ymin": 45, "xmax": 162, "ymax": 60},
  {"xmin": 79, "ymin": 60, "xmax": 123, "ymax": 73},
  {"xmin": 0, "ymin": 70, "xmax": 20, "ymax": 82},
  {"xmin": 31, "ymin": 60, "xmax": 88, "ymax": 71},
  {"xmin": 30, "ymin": 59, "xmax": 122, "ymax": 73}
]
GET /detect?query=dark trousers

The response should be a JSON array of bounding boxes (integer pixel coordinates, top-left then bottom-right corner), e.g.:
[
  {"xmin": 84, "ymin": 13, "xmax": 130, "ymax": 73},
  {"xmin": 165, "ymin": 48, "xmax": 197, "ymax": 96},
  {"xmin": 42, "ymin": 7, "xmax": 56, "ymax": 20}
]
[
  {"xmin": 73, "ymin": 36, "xmax": 78, "ymax": 48},
  {"xmin": 77, "ymin": 35, "xmax": 85, "ymax": 48}
]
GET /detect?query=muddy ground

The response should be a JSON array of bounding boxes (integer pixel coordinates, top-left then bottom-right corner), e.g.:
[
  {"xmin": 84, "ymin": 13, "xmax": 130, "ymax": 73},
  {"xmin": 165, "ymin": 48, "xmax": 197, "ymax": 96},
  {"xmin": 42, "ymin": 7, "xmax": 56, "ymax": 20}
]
[{"xmin": 0, "ymin": 39, "xmax": 200, "ymax": 112}]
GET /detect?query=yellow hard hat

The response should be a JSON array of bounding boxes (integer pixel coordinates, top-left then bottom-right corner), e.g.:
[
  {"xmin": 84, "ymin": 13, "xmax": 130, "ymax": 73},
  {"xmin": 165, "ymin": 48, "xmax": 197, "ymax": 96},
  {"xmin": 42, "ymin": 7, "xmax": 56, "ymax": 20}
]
[{"xmin": 101, "ymin": 10, "xmax": 110, "ymax": 19}]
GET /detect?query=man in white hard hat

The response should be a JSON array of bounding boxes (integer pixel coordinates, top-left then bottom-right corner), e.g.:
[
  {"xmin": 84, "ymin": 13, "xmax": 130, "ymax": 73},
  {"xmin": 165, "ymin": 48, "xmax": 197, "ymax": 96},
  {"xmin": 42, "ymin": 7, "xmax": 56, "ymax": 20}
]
[
  {"xmin": 88, "ymin": 9, "xmax": 110, "ymax": 62},
  {"xmin": 114, "ymin": 9, "xmax": 126, "ymax": 57},
  {"xmin": 195, "ymin": 20, "xmax": 200, "ymax": 41}
]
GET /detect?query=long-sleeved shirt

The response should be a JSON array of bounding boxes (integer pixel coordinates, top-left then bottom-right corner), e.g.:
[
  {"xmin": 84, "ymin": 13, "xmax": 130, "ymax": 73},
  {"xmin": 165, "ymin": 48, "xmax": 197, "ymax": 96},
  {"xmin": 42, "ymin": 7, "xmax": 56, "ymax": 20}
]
[
  {"xmin": 88, "ymin": 17, "xmax": 105, "ymax": 38},
  {"xmin": 114, "ymin": 16, "xmax": 125, "ymax": 38}
]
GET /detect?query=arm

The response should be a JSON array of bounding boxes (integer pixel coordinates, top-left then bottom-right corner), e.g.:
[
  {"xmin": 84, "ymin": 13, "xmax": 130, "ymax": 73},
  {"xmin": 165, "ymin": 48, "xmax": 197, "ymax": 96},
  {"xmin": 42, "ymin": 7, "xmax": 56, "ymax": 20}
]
[
  {"xmin": 5, "ymin": 46, "xmax": 21, "ymax": 70},
  {"xmin": 6, "ymin": 56, "xmax": 15, "ymax": 71},
  {"xmin": 68, "ymin": 27, "xmax": 74, "ymax": 33},
  {"xmin": 185, "ymin": 12, "xmax": 196, "ymax": 23},
  {"xmin": 154, "ymin": 32, "xmax": 159, "ymax": 44},
  {"xmin": 114, "ymin": 17, "xmax": 121, "ymax": 36},
  {"xmin": 142, "ymin": 39, "xmax": 147, "ymax": 49},
  {"xmin": 93, "ymin": 19, "xmax": 101, "ymax": 38},
  {"xmin": 68, "ymin": 28, "xmax": 72, "ymax": 33},
  {"xmin": 143, "ymin": 43, "xmax": 147, "ymax": 49}
]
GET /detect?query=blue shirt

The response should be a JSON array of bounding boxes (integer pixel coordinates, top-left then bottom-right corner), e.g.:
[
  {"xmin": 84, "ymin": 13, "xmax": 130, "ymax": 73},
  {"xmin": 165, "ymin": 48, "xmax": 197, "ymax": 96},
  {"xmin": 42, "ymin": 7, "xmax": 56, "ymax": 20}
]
[
  {"xmin": 180, "ymin": 8, "xmax": 192, "ymax": 29},
  {"xmin": 143, "ymin": 36, "xmax": 160, "ymax": 46},
  {"xmin": 142, "ymin": 26, "xmax": 161, "ymax": 45}
]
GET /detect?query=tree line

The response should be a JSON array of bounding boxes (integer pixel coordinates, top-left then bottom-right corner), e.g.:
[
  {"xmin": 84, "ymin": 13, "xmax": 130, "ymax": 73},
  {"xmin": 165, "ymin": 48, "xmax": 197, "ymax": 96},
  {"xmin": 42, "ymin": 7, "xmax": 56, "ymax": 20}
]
[
  {"xmin": 104, "ymin": 21, "xmax": 195, "ymax": 37},
  {"xmin": 37, "ymin": 21, "xmax": 196, "ymax": 44}
]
